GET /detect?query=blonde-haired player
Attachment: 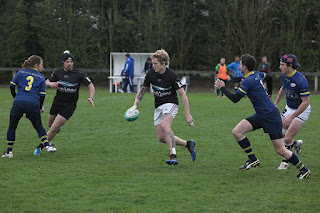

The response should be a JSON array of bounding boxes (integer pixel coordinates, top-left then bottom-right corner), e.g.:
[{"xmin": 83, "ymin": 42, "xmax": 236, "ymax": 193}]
[{"xmin": 131, "ymin": 49, "xmax": 196, "ymax": 165}]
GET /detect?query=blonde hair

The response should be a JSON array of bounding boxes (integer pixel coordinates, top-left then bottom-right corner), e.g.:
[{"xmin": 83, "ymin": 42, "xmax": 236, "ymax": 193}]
[
  {"xmin": 151, "ymin": 49, "xmax": 170, "ymax": 65},
  {"xmin": 21, "ymin": 55, "xmax": 42, "ymax": 68}
]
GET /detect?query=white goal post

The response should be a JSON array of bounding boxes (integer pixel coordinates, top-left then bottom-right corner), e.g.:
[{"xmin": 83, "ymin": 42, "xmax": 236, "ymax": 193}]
[{"xmin": 109, "ymin": 52, "xmax": 152, "ymax": 93}]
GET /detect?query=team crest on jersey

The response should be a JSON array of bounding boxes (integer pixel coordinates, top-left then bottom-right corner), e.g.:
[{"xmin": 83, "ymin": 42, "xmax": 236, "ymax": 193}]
[{"xmin": 290, "ymin": 83, "xmax": 296, "ymax": 87}]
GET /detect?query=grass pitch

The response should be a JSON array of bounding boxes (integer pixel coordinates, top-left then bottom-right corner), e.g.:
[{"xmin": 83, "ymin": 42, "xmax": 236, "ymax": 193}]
[{"xmin": 0, "ymin": 88, "xmax": 319, "ymax": 212}]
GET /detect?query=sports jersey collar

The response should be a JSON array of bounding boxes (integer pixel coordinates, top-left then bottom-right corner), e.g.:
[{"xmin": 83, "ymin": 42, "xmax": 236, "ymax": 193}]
[
  {"xmin": 244, "ymin": 71, "xmax": 254, "ymax": 78},
  {"xmin": 64, "ymin": 68, "xmax": 74, "ymax": 72},
  {"xmin": 30, "ymin": 67, "xmax": 38, "ymax": 71},
  {"xmin": 286, "ymin": 70, "xmax": 296, "ymax": 77}
]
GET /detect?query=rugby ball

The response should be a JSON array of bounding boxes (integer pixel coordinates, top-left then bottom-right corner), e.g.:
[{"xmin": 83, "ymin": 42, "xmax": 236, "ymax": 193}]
[{"xmin": 124, "ymin": 108, "xmax": 139, "ymax": 122}]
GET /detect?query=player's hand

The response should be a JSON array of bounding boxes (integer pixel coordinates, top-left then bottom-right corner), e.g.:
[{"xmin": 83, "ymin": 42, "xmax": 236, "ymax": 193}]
[
  {"xmin": 186, "ymin": 114, "xmax": 194, "ymax": 127},
  {"xmin": 214, "ymin": 79, "xmax": 225, "ymax": 89},
  {"xmin": 88, "ymin": 97, "xmax": 95, "ymax": 107},
  {"xmin": 40, "ymin": 106, "xmax": 45, "ymax": 113},
  {"xmin": 50, "ymin": 82, "xmax": 59, "ymax": 88},
  {"xmin": 131, "ymin": 105, "xmax": 137, "ymax": 110},
  {"xmin": 282, "ymin": 116, "xmax": 293, "ymax": 128}
]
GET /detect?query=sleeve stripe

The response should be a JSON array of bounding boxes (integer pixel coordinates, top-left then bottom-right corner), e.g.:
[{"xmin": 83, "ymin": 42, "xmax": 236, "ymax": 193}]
[
  {"xmin": 39, "ymin": 92, "xmax": 46, "ymax": 95},
  {"xmin": 239, "ymin": 88, "xmax": 247, "ymax": 94},
  {"xmin": 10, "ymin": 81, "xmax": 16, "ymax": 86},
  {"xmin": 300, "ymin": 92, "xmax": 310, "ymax": 95}
]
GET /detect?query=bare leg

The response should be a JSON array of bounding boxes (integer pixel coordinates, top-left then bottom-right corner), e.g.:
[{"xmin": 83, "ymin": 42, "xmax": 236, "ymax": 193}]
[
  {"xmin": 232, "ymin": 119, "xmax": 253, "ymax": 141},
  {"xmin": 272, "ymin": 138, "xmax": 292, "ymax": 159},
  {"xmin": 155, "ymin": 114, "xmax": 188, "ymax": 153},
  {"xmin": 47, "ymin": 114, "xmax": 67, "ymax": 142},
  {"xmin": 284, "ymin": 119, "xmax": 303, "ymax": 145},
  {"xmin": 48, "ymin": 114, "xmax": 57, "ymax": 129}
]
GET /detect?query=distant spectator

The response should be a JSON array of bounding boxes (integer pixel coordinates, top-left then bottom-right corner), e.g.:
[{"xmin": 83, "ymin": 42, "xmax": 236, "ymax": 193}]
[
  {"xmin": 227, "ymin": 55, "xmax": 243, "ymax": 91},
  {"xmin": 215, "ymin": 57, "xmax": 228, "ymax": 98},
  {"xmin": 143, "ymin": 57, "xmax": 152, "ymax": 75},
  {"xmin": 118, "ymin": 53, "xmax": 135, "ymax": 93},
  {"xmin": 259, "ymin": 56, "xmax": 273, "ymax": 98},
  {"xmin": 259, "ymin": 56, "xmax": 270, "ymax": 73}
]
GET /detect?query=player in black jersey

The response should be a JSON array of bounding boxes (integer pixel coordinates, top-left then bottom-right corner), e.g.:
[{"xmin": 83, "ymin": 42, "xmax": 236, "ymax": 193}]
[
  {"xmin": 35, "ymin": 51, "xmax": 95, "ymax": 152},
  {"xmin": 131, "ymin": 49, "xmax": 196, "ymax": 165}
]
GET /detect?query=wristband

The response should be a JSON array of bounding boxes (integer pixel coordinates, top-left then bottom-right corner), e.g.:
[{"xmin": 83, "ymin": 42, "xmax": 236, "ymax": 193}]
[{"xmin": 90, "ymin": 97, "xmax": 94, "ymax": 100}]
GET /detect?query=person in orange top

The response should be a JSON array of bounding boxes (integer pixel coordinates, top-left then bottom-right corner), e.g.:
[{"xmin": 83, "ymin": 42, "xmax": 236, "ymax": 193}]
[{"xmin": 215, "ymin": 57, "xmax": 228, "ymax": 97}]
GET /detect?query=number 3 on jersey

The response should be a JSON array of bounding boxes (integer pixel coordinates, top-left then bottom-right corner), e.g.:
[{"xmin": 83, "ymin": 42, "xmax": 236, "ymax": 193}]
[{"xmin": 25, "ymin": 76, "xmax": 34, "ymax": 91}]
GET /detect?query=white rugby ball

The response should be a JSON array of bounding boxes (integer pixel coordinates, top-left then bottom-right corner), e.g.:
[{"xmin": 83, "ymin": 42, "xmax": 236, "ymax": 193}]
[{"xmin": 124, "ymin": 108, "xmax": 139, "ymax": 122}]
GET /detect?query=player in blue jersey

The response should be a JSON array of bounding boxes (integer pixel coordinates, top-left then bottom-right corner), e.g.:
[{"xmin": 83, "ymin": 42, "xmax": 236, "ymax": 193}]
[
  {"xmin": 118, "ymin": 53, "xmax": 135, "ymax": 93},
  {"xmin": 274, "ymin": 54, "xmax": 311, "ymax": 170},
  {"xmin": 2, "ymin": 55, "xmax": 56, "ymax": 158},
  {"xmin": 215, "ymin": 54, "xmax": 311, "ymax": 179},
  {"xmin": 227, "ymin": 55, "xmax": 243, "ymax": 91}
]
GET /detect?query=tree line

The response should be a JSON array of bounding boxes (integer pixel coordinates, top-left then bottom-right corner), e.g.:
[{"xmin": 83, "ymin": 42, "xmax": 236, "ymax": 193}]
[{"xmin": 0, "ymin": 0, "xmax": 319, "ymax": 73}]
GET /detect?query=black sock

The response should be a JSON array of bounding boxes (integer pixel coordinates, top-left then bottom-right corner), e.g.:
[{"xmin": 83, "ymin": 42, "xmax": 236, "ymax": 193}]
[
  {"xmin": 186, "ymin": 141, "xmax": 191, "ymax": 149},
  {"xmin": 285, "ymin": 140, "xmax": 297, "ymax": 150},
  {"xmin": 171, "ymin": 154, "xmax": 177, "ymax": 158},
  {"xmin": 37, "ymin": 143, "xmax": 45, "ymax": 150},
  {"xmin": 6, "ymin": 141, "xmax": 14, "ymax": 153}
]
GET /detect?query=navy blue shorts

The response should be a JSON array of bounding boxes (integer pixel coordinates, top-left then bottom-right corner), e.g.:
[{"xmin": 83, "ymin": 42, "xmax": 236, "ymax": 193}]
[
  {"xmin": 10, "ymin": 100, "xmax": 41, "ymax": 120},
  {"xmin": 10, "ymin": 100, "xmax": 42, "ymax": 129},
  {"xmin": 246, "ymin": 108, "xmax": 282, "ymax": 134}
]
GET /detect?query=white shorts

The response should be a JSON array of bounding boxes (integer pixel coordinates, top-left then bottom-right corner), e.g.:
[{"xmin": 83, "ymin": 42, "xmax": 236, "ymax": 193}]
[
  {"xmin": 154, "ymin": 103, "xmax": 179, "ymax": 126},
  {"xmin": 282, "ymin": 104, "xmax": 311, "ymax": 123}
]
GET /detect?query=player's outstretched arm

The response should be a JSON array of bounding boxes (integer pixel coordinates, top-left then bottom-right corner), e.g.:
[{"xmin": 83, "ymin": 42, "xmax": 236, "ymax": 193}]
[
  {"xmin": 46, "ymin": 79, "xmax": 58, "ymax": 88},
  {"xmin": 87, "ymin": 83, "xmax": 95, "ymax": 107},
  {"xmin": 132, "ymin": 86, "xmax": 147, "ymax": 109},
  {"xmin": 215, "ymin": 79, "xmax": 242, "ymax": 103},
  {"xmin": 274, "ymin": 86, "xmax": 285, "ymax": 107},
  {"xmin": 177, "ymin": 87, "xmax": 194, "ymax": 126}
]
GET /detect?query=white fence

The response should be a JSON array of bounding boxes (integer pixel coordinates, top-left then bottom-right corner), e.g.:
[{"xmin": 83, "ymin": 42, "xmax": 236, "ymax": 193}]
[{"xmin": 0, "ymin": 68, "xmax": 319, "ymax": 93}]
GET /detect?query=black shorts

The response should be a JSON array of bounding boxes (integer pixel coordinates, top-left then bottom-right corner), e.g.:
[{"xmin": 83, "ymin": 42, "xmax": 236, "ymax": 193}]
[
  {"xmin": 50, "ymin": 99, "xmax": 76, "ymax": 120},
  {"xmin": 234, "ymin": 77, "xmax": 243, "ymax": 83}
]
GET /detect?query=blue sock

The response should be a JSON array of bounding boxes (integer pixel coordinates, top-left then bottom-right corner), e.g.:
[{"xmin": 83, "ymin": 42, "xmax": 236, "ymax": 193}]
[
  {"xmin": 7, "ymin": 129, "xmax": 15, "ymax": 153},
  {"xmin": 287, "ymin": 152, "xmax": 308, "ymax": 172},
  {"xmin": 238, "ymin": 137, "xmax": 257, "ymax": 162}
]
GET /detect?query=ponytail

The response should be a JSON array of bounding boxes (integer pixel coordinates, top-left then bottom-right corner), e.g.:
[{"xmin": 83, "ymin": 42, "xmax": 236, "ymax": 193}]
[
  {"xmin": 21, "ymin": 60, "xmax": 31, "ymax": 68},
  {"xmin": 21, "ymin": 55, "xmax": 42, "ymax": 68}
]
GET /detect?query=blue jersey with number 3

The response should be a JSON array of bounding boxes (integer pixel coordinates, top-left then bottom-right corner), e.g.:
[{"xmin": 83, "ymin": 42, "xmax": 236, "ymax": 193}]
[
  {"xmin": 10, "ymin": 68, "xmax": 46, "ymax": 105},
  {"xmin": 237, "ymin": 71, "xmax": 275, "ymax": 114}
]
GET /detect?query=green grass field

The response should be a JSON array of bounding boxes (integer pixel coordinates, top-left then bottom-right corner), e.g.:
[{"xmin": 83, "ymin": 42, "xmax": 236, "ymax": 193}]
[{"xmin": 0, "ymin": 88, "xmax": 319, "ymax": 212}]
